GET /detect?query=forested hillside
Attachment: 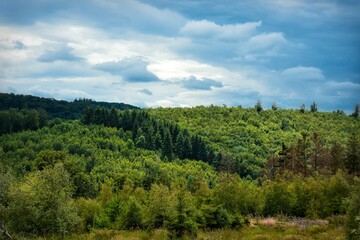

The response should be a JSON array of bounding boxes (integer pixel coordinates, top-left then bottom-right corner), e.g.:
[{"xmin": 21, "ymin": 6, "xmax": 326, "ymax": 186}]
[
  {"xmin": 0, "ymin": 95, "xmax": 359, "ymax": 240},
  {"xmin": 148, "ymin": 106, "xmax": 360, "ymax": 179},
  {"xmin": 0, "ymin": 92, "xmax": 137, "ymax": 120}
]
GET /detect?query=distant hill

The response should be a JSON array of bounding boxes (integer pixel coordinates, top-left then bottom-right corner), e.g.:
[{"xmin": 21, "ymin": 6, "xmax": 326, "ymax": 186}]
[{"xmin": 0, "ymin": 92, "xmax": 139, "ymax": 119}]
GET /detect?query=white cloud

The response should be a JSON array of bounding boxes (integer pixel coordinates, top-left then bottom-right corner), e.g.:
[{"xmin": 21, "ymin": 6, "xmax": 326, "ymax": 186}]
[
  {"xmin": 179, "ymin": 20, "xmax": 261, "ymax": 40},
  {"xmin": 282, "ymin": 66, "xmax": 325, "ymax": 81},
  {"xmin": 245, "ymin": 32, "xmax": 287, "ymax": 51},
  {"xmin": 259, "ymin": 0, "xmax": 340, "ymax": 18},
  {"xmin": 148, "ymin": 59, "xmax": 227, "ymax": 80}
]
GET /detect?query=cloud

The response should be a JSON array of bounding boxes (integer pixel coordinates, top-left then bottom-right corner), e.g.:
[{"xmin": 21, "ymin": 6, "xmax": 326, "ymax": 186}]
[
  {"xmin": 176, "ymin": 19, "xmax": 288, "ymax": 63},
  {"xmin": 282, "ymin": 66, "xmax": 325, "ymax": 81},
  {"xmin": 181, "ymin": 76, "xmax": 223, "ymax": 90},
  {"xmin": 28, "ymin": 85, "xmax": 92, "ymax": 101},
  {"xmin": 236, "ymin": 32, "xmax": 287, "ymax": 62},
  {"xmin": 95, "ymin": 57, "xmax": 160, "ymax": 82},
  {"xmin": 0, "ymin": 0, "xmax": 186, "ymax": 35},
  {"xmin": 0, "ymin": 0, "xmax": 358, "ymax": 113},
  {"xmin": 180, "ymin": 20, "xmax": 261, "ymax": 40},
  {"xmin": 139, "ymin": 88, "xmax": 153, "ymax": 95},
  {"xmin": 13, "ymin": 40, "xmax": 26, "ymax": 49},
  {"xmin": 245, "ymin": 32, "xmax": 287, "ymax": 51},
  {"xmin": 38, "ymin": 45, "xmax": 83, "ymax": 62}
]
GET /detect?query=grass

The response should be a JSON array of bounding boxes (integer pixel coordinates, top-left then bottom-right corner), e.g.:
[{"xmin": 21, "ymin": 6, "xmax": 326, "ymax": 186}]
[{"xmin": 30, "ymin": 217, "xmax": 345, "ymax": 240}]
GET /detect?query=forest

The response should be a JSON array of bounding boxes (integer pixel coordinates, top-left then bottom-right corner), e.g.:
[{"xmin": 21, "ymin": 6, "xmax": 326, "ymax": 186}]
[{"xmin": 0, "ymin": 93, "xmax": 359, "ymax": 240}]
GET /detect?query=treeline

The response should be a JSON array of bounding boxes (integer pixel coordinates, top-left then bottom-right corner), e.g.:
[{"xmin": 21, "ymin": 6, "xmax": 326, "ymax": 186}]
[
  {"xmin": 82, "ymin": 107, "xmax": 221, "ymax": 166},
  {"xmin": 0, "ymin": 108, "xmax": 48, "ymax": 135},
  {"xmin": 265, "ymin": 132, "xmax": 360, "ymax": 178},
  {"xmin": 0, "ymin": 92, "xmax": 138, "ymax": 119},
  {"xmin": 0, "ymin": 121, "xmax": 359, "ymax": 239}
]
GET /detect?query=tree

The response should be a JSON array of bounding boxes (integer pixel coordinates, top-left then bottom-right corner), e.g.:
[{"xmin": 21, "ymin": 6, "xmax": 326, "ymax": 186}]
[
  {"xmin": 352, "ymin": 104, "xmax": 360, "ymax": 118},
  {"xmin": 300, "ymin": 103, "xmax": 306, "ymax": 113},
  {"xmin": 297, "ymin": 132, "xmax": 311, "ymax": 176},
  {"xmin": 0, "ymin": 161, "xmax": 13, "ymax": 240},
  {"xmin": 154, "ymin": 131, "xmax": 163, "ymax": 150},
  {"xmin": 329, "ymin": 142, "xmax": 345, "ymax": 174},
  {"xmin": 310, "ymin": 102, "xmax": 318, "ymax": 112},
  {"xmin": 82, "ymin": 107, "xmax": 94, "ymax": 125},
  {"xmin": 23, "ymin": 109, "xmax": 40, "ymax": 130},
  {"xmin": 346, "ymin": 133, "xmax": 360, "ymax": 175},
  {"xmin": 144, "ymin": 184, "xmax": 172, "ymax": 229},
  {"xmin": 123, "ymin": 197, "xmax": 143, "ymax": 230},
  {"xmin": 7, "ymin": 163, "xmax": 79, "ymax": 236},
  {"xmin": 345, "ymin": 179, "xmax": 360, "ymax": 240},
  {"xmin": 271, "ymin": 102, "xmax": 278, "ymax": 111},
  {"xmin": 162, "ymin": 129, "xmax": 173, "ymax": 161},
  {"xmin": 264, "ymin": 180, "xmax": 293, "ymax": 216},
  {"xmin": 166, "ymin": 190, "xmax": 197, "ymax": 239},
  {"xmin": 255, "ymin": 101, "xmax": 263, "ymax": 113},
  {"xmin": 175, "ymin": 130, "xmax": 192, "ymax": 159},
  {"xmin": 76, "ymin": 198, "xmax": 101, "ymax": 232}
]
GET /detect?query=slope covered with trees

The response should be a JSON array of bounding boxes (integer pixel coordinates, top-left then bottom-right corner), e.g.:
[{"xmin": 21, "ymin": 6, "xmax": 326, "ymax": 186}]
[
  {"xmin": 0, "ymin": 95, "xmax": 359, "ymax": 239},
  {"xmin": 0, "ymin": 93, "xmax": 137, "ymax": 120},
  {"xmin": 148, "ymin": 106, "xmax": 360, "ymax": 179}
]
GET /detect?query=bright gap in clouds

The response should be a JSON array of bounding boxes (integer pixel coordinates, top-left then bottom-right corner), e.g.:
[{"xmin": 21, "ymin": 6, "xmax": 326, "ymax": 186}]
[{"xmin": 0, "ymin": 0, "xmax": 359, "ymax": 112}]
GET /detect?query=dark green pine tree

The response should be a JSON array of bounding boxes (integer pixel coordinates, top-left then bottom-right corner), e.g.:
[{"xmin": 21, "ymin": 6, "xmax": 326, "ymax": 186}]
[
  {"xmin": 108, "ymin": 108, "xmax": 118, "ymax": 127},
  {"xmin": 300, "ymin": 103, "xmax": 306, "ymax": 113},
  {"xmin": 346, "ymin": 133, "xmax": 360, "ymax": 175},
  {"xmin": 162, "ymin": 129, "xmax": 173, "ymax": 161},
  {"xmin": 182, "ymin": 131, "xmax": 192, "ymax": 159},
  {"xmin": 121, "ymin": 110, "xmax": 132, "ymax": 131},
  {"xmin": 310, "ymin": 101, "xmax": 318, "ymax": 112},
  {"xmin": 170, "ymin": 124, "xmax": 180, "ymax": 148},
  {"xmin": 175, "ymin": 131, "xmax": 184, "ymax": 158},
  {"xmin": 93, "ymin": 107, "xmax": 104, "ymax": 125},
  {"xmin": 166, "ymin": 191, "xmax": 197, "ymax": 239},
  {"xmin": 191, "ymin": 136, "xmax": 200, "ymax": 160},
  {"xmin": 255, "ymin": 100, "xmax": 263, "ymax": 113},
  {"xmin": 175, "ymin": 130, "xmax": 192, "ymax": 159},
  {"xmin": 145, "ymin": 125, "xmax": 156, "ymax": 150},
  {"xmin": 154, "ymin": 131, "xmax": 163, "ymax": 150},
  {"xmin": 352, "ymin": 104, "xmax": 360, "ymax": 118}
]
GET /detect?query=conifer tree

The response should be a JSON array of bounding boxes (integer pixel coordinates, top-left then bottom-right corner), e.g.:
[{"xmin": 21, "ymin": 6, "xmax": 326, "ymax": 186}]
[{"xmin": 162, "ymin": 129, "xmax": 173, "ymax": 161}]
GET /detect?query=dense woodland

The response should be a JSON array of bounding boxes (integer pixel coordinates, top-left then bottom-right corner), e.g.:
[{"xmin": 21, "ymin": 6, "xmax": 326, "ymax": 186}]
[
  {"xmin": 0, "ymin": 93, "xmax": 137, "ymax": 121},
  {"xmin": 0, "ymin": 93, "xmax": 359, "ymax": 240}
]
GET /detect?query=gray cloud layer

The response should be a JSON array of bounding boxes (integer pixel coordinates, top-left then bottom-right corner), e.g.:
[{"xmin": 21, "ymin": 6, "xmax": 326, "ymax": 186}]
[{"xmin": 95, "ymin": 58, "xmax": 159, "ymax": 82}]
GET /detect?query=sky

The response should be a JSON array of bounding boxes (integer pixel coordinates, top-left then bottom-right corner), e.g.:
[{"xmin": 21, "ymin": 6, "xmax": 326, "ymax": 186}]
[{"xmin": 0, "ymin": 0, "xmax": 359, "ymax": 112}]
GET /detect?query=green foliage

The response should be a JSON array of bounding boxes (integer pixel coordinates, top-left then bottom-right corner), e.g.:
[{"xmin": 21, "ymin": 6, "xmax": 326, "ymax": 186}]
[
  {"xmin": 7, "ymin": 163, "xmax": 79, "ymax": 236},
  {"xmin": 166, "ymin": 190, "xmax": 198, "ymax": 239},
  {"xmin": 35, "ymin": 149, "xmax": 66, "ymax": 170},
  {"xmin": 264, "ymin": 180, "xmax": 294, "ymax": 216},
  {"xmin": 345, "ymin": 178, "xmax": 360, "ymax": 240},
  {"xmin": 0, "ymin": 108, "xmax": 47, "ymax": 135},
  {"xmin": 82, "ymin": 107, "xmax": 220, "ymax": 167},
  {"xmin": 346, "ymin": 133, "xmax": 360, "ymax": 175},
  {"xmin": 144, "ymin": 184, "xmax": 173, "ymax": 229},
  {"xmin": 0, "ymin": 102, "xmax": 358, "ymax": 238},
  {"xmin": 149, "ymin": 106, "xmax": 359, "ymax": 179},
  {"xmin": 76, "ymin": 198, "xmax": 101, "ymax": 232},
  {"xmin": 310, "ymin": 102, "xmax": 318, "ymax": 112},
  {"xmin": 255, "ymin": 101, "xmax": 263, "ymax": 113},
  {"xmin": 122, "ymin": 197, "xmax": 143, "ymax": 230},
  {"xmin": 351, "ymin": 104, "xmax": 359, "ymax": 118}
]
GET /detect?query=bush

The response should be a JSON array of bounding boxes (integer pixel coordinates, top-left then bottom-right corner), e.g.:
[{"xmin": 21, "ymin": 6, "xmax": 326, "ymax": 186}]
[{"xmin": 345, "ymin": 179, "xmax": 360, "ymax": 240}]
